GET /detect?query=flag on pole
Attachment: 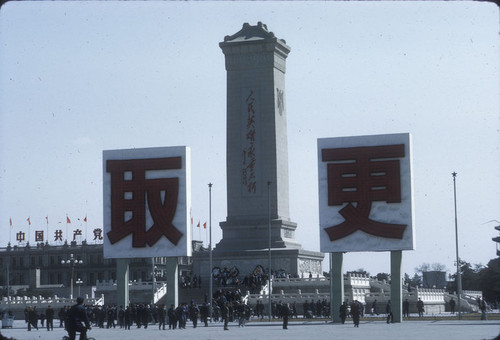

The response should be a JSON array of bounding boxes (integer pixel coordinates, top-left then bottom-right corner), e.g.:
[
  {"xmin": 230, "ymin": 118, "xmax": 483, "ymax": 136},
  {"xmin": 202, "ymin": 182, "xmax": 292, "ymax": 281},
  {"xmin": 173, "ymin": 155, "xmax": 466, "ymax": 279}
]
[
  {"xmin": 27, "ymin": 217, "xmax": 31, "ymax": 225},
  {"xmin": 83, "ymin": 216, "xmax": 87, "ymax": 222},
  {"xmin": 66, "ymin": 216, "xmax": 71, "ymax": 224},
  {"xmin": 46, "ymin": 216, "xmax": 49, "ymax": 225},
  {"xmin": 203, "ymin": 222, "xmax": 207, "ymax": 229},
  {"xmin": 9, "ymin": 218, "xmax": 12, "ymax": 227},
  {"xmin": 197, "ymin": 221, "xmax": 200, "ymax": 228},
  {"xmin": 191, "ymin": 217, "xmax": 193, "ymax": 225}
]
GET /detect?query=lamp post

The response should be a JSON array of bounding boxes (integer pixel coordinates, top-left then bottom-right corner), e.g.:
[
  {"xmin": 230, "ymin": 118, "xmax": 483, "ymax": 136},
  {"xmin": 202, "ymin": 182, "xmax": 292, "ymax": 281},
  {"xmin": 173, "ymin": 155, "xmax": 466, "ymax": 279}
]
[
  {"xmin": 151, "ymin": 259, "xmax": 161, "ymax": 305},
  {"xmin": 76, "ymin": 278, "xmax": 83, "ymax": 297},
  {"xmin": 208, "ymin": 183, "xmax": 213, "ymax": 322},
  {"xmin": 267, "ymin": 181, "xmax": 272, "ymax": 321},
  {"xmin": 61, "ymin": 253, "xmax": 83, "ymax": 299},
  {"xmin": 452, "ymin": 172, "xmax": 462, "ymax": 320}
]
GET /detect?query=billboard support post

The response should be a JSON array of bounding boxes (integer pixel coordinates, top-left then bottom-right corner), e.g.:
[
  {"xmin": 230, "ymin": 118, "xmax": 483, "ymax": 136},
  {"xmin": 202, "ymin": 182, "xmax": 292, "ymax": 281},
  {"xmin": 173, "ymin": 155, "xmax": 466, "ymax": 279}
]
[
  {"xmin": 116, "ymin": 258, "xmax": 129, "ymax": 308},
  {"xmin": 165, "ymin": 256, "xmax": 178, "ymax": 308},
  {"xmin": 391, "ymin": 250, "xmax": 402, "ymax": 323},
  {"xmin": 331, "ymin": 252, "xmax": 344, "ymax": 323}
]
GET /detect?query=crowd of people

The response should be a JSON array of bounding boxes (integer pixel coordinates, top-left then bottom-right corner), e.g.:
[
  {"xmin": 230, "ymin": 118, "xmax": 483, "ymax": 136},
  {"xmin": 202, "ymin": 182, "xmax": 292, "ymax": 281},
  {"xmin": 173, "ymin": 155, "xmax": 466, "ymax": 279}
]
[
  {"xmin": 18, "ymin": 293, "xmax": 492, "ymax": 337},
  {"xmin": 180, "ymin": 267, "xmax": 298, "ymax": 294}
]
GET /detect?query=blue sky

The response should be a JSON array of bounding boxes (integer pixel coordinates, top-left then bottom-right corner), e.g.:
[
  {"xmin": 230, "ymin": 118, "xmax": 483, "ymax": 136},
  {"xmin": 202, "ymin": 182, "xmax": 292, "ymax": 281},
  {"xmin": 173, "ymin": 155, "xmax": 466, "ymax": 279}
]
[{"xmin": 0, "ymin": 1, "xmax": 499, "ymax": 276}]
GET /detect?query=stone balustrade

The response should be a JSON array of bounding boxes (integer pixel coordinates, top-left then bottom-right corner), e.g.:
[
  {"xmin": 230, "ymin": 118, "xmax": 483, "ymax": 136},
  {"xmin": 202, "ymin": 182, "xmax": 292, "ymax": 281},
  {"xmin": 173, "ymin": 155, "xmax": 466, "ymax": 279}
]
[
  {"xmin": 96, "ymin": 279, "xmax": 165, "ymax": 291},
  {"xmin": 272, "ymin": 277, "xmax": 330, "ymax": 287},
  {"xmin": 345, "ymin": 273, "xmax": 371, "ymax": 288},
  {"xmin": 0, "ymin": 294, "xmax": 105, "ymax": 319},
  {"xmin": 247, "ymin": 289, "xmax": 330, "ymax": 305}
]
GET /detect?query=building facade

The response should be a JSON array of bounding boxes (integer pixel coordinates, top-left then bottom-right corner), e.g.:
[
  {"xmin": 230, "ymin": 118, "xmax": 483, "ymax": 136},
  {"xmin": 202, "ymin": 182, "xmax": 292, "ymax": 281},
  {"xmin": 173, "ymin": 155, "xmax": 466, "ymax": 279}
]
[{"xmin": 0, "ymin": 241, "xmax": 170, "ymax": 296}]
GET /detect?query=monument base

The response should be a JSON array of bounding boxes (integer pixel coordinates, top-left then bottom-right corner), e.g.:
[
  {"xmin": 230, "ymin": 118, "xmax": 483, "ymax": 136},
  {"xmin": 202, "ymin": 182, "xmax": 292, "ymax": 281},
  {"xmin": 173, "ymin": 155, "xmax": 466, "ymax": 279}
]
[
  {"xmin": 216, "ymin": 219, "xmax": 302, "ymax": 250},
  {"xmin": 192, "ymin": 247, "xmax": 324, "ymax": 284}
]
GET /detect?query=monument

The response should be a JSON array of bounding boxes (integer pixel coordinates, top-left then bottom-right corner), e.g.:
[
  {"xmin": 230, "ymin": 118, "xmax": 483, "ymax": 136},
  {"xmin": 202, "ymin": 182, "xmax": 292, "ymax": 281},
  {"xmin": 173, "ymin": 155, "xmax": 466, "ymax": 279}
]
[{"xmin": 193, "ymin": 22, "xmax": 323, "ymax": 279}]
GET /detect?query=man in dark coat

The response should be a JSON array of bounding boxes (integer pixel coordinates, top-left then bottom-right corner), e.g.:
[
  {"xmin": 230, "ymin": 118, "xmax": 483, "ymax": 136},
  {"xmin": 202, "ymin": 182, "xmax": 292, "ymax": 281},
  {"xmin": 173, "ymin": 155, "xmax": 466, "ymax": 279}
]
[
  {"xmin": 157, "ymin": 304, "xmax": 166, "ymax": 330},
  {"xmin": 175, "ymin": 303, "xmax": 185, "ymax": 329},
  {"xmin": 449, "ymin": 298, "xmax": 456, "ymax": 314},
  {"xmin": 45, "ymin": 305, "xmax": 54, "ymax": 331},
  {"xmin": 417, "ymin": 298, "xmax": 424, "ymax": 317},
  {"xmin": 403, "ymin": 299, "xmax": 410, "ymax": 317},
  {"xmin": 188, "ymin": 302, "xmax": 199, "ymax": 328},
  {"xmin": 351, "ymin": 300, "xmax": 360, "ymax": 327},
  {"xmin": 200, "ymin": 303, "xmax": 209, "ymax": 327},
  {"xmin": 221, "ymin": 302, "xmax": 229, "ymax": 330},
  {"xmin": 339, "ymin": 301, "xmax": 347, "ymax": 324},
  {"xmin": 167, "ymin": 304, "xmax": 177, "ymax": 329},
  {"xmin": 27, "ymin": 307, "xmax": 38, "ymax": 331},
  {"xmin": 124, "ymin": 306, "xmax": 131, "ymax": 330},
  {"xmin": 66, "ymin": 297, "xmax": 91, "ymax": 340},
  {"xmin": 282, "ymin": 303, "xmax": 290, "ymax": 329},
  {"xmin": 386, "ymin": 300, "xmax": 394, "ymax": 324}
]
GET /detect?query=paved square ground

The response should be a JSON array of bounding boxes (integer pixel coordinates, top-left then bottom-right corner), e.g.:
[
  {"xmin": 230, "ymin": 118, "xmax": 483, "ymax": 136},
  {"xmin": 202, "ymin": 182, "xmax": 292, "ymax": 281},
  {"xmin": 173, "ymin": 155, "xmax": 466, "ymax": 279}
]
[{"xmin": 1, "ymin": 319, "xmax": 499, "ymax": 340}]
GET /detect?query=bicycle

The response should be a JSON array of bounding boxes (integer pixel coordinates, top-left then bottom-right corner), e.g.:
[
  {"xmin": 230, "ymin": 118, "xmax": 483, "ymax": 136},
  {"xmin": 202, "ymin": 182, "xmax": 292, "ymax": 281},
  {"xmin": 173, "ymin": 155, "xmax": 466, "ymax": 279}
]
[{"xmin": 62, "ymin": 336, "xmax": 96, "ymax": 340}]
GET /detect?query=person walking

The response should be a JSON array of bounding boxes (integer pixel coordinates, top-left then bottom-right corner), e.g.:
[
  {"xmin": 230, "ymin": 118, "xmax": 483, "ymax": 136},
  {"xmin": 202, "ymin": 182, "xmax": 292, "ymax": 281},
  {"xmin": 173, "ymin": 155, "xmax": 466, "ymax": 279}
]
[
  {"xmin": 45, "ymin": 305, "xmax": 54, "ymax": 331},
  {"xmin": 282, "ymin": 303, "xmax": 290, "ymax": 329},
  {"xmin": 339, "ymin": 301, "xmax": 347, "ymax": 324},
  {"xmin": 189, "ymin": 302, "xmax": 199, "ymax": 328},
  {"xmin": 351, "ymin": 300, "xmax": 360, "ymax": 328},
  {"xmin": 200, "ymin": 303, "xmax": 209, "ymax": 327},
  {"xmin": 372, "ymin": 300, "xmax": 378, "ymax": 315},
  {"xmin": 167, "ymin": 304, "xmax": 176, "ymax": 329},
  {"xmin": 403, "ymin": 299, "xmax": 410, "ymax": 318},
  {"xmin": 480, "ymin": 298, "xmax": 487, "ymax": 320},
  {"xmin": 449, "ymin": 298, "xmax": 456, "ymax": 314},
  {"xmin": 157, "ymin": 304, "xmax": 166, "ymax": 330},
  {"xmin": 417, "ymin": 298, "xmax": 424, "ymax": 317},
  {"xmin": 386, "ymin": 300, "xmax": 393, "ymax": 324},
  {"xmin": 66, "ymin": 297, "xmax": 91, "ymax": 340},
  {"xmin": 221, "ymin": 302, "xmax": 229, "ymax": 331}
]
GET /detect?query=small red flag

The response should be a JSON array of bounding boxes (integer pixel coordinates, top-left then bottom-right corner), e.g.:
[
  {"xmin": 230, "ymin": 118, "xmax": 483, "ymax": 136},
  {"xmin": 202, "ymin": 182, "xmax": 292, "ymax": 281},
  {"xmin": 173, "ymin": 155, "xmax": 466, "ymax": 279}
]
[
  {"xmin": 66, "ymin": 216, "xmax": 71, "ymax": 224},
  {"xmin": 27, "ymin": 217, "xmax": 31, "ymax": 225},
  {"xmin": 83, "ymin": 216, "xmax": 87, "ymax": 222},
  {"xmin": 203, "ymin": 222, "xmax": 207, "ymax": 229},
  {"xmin": 9, "ymin": 218, "xmax": 12, "ymax": 227},
  {"xmin": 46, "ymin": 216, "xmax": 49, "ymax": 225},
  {"xmin": 197, "ymin": 221, "xmax": 200, "ymax": 228},
  {"xmin": 191, "ymin": 217, "xmax": 193, "ymax": 225}
]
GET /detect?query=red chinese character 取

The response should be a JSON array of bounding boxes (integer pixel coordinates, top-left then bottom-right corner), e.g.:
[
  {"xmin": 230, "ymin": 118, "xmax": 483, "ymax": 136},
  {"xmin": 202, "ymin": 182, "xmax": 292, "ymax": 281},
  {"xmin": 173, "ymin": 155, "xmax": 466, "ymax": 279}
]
[{"xmin": 106, "ymin": 157, "xmax": 183, "ymax": 247}]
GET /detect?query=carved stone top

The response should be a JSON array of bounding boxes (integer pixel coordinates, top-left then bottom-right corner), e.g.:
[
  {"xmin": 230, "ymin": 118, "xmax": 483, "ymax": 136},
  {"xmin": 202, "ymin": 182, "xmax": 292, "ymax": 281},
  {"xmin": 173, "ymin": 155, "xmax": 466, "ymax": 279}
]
[
  {"xmin": 223, "ymin": 22, "xmax": 278, "ymax": 42},
  {"xmin": 220, "ymin": 22, "xmax": 290, "ymax": 57}
]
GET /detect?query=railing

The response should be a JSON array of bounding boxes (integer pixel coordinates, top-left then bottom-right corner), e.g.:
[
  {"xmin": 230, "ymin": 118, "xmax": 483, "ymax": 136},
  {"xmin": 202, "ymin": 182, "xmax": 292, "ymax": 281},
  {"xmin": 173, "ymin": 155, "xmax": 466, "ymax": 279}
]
[
  {"xmin": 247, "ymin": 289, "xmax": 330, "ymax": 305},
  {"xmin": 0, "ymin": 293, "xmax": 105, "ymax": 310},
  {"xmin": 96, "ymin": 279, "xmax": 164, "ymax": 291},
  {"xmin": 154, "ymin": 282, "xmax": 167, "ymax": 304}
]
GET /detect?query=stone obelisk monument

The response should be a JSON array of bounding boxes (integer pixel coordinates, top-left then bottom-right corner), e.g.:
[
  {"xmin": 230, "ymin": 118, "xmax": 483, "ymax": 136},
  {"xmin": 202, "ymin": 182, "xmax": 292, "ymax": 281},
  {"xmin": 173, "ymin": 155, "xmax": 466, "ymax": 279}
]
[{"xmin": 194, "ymin": 22, "xmax": 323, "ymax": 278}]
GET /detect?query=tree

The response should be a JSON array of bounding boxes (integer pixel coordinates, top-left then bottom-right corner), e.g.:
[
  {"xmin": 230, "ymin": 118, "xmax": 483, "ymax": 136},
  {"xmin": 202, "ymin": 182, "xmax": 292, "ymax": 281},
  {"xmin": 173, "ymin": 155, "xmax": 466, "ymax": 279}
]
[
  {"xmin": 478, "ymin": 257, "xmax": 500, "ymax": 303},
  {"xmin": 411, "ymin": 273, "xmax": 422, "ymax": 289},
  {"xmin": 431, "ymin": 263, "xmax": 447, "ymax": 272},
  {"xmin": 447, "ymin": 260, "xmax": 483, "ymax": 293},
  {"xmin": 415, "ymin": 263, "xmax": 430, "ymax": 274},
  {"xmin": 376, "ymin": 273, "xmax": 390, "ymax": 282},
  {"xmin": 347, "ymin": 268, "xmax": 369, "ymax": 276}
]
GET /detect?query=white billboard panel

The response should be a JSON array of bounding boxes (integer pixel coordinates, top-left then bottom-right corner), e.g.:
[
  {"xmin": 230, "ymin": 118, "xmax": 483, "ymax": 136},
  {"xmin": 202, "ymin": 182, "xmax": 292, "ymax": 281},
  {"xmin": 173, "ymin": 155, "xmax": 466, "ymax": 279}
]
[
  {"xmin": 318, "ymin": 133, "xmax": 415, "ymax": 253},
  {"xmin": 103, "ymin": 146, "xmax": 191, "ymax": 258}
]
